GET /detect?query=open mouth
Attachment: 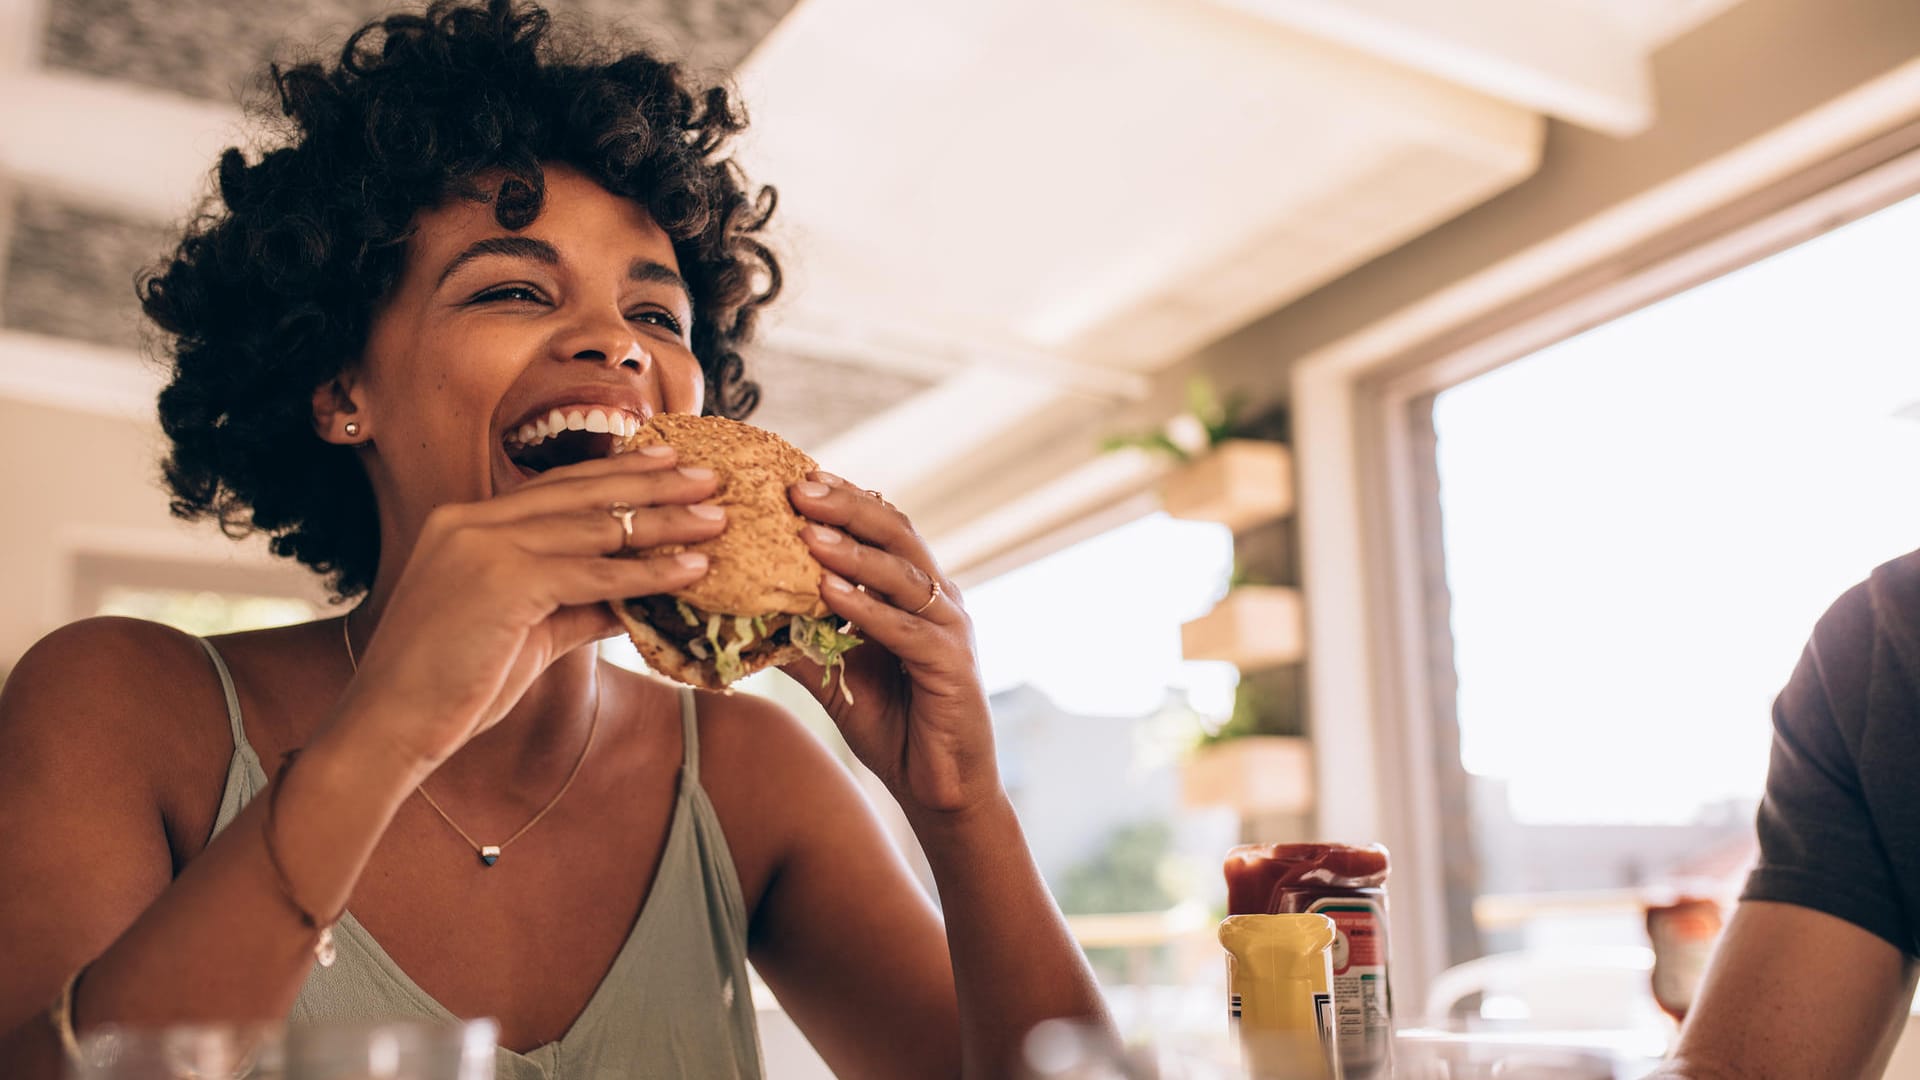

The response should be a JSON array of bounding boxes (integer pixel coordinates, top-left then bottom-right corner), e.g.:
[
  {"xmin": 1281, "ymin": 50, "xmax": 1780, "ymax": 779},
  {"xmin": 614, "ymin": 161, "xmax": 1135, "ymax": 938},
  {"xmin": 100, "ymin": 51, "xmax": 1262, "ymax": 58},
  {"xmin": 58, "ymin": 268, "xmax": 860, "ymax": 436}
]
[{"xmin": 503, "ymin": 405, "xmax": 644, "ymax": 476}]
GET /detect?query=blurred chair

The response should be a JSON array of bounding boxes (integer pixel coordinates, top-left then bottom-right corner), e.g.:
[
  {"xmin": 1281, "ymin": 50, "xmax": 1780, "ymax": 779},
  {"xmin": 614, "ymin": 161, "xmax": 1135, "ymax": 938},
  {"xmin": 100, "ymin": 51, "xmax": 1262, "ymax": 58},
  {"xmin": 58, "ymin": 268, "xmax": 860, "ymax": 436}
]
[{"xmin": 1422, "ymin": 946, "xmax": 1660, "ymax": 1030}]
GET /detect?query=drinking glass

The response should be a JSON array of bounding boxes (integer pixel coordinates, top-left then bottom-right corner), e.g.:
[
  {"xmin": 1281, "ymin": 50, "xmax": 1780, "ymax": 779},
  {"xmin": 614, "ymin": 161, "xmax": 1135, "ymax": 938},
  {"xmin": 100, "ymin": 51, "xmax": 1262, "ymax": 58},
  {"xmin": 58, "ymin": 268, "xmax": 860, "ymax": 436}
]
[
  {"xmin": 280, "ymin": 1019, "xmax": 496, "ymax": 1080},
  {"xmin": 69, "ymin": 1023, "xmax": 282, "ymax": 1079}
]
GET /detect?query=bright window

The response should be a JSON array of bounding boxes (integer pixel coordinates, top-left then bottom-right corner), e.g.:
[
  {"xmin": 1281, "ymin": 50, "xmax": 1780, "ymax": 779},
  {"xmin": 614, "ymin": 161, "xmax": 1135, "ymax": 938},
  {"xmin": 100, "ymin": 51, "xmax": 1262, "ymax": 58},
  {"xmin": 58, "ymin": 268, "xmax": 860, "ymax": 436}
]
[
  {"xmin": 94, "ymin": 586, "xmax": 319, "ymax": 637},
  {"xmin": 964, "ymin": 512, "xmax": 1240, "ymax": 1030},
  {"xmin": 1432, "ymin": 187, "xmax": 1920, "ymax": 952}
]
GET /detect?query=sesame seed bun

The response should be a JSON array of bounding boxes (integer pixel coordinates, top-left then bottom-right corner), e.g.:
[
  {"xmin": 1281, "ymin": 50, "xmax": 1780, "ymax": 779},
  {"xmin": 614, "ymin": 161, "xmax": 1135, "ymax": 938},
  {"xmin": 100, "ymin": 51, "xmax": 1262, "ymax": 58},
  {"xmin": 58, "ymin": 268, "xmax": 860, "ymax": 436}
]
[{"xmin": 609, "ymin": 413, "xmax": 830, "ymax": 688}]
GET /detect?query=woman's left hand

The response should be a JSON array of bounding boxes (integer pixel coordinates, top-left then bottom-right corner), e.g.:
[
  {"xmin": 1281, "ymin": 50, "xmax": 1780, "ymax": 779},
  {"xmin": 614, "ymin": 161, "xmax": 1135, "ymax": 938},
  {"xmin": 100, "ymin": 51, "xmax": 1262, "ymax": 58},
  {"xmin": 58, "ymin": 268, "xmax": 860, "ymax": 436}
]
[{"xmin": 784, "ymin": 472, "xmax": 999, "ymax": 816}]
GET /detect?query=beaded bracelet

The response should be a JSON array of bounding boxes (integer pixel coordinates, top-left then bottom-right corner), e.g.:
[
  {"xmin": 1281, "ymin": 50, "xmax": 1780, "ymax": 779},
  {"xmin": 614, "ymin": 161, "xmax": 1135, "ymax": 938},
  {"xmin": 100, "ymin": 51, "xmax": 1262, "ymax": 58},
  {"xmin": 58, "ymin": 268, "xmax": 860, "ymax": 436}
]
[{"xmin": 266, "ymin": 750, "xmax": 340, "ymax": 967}]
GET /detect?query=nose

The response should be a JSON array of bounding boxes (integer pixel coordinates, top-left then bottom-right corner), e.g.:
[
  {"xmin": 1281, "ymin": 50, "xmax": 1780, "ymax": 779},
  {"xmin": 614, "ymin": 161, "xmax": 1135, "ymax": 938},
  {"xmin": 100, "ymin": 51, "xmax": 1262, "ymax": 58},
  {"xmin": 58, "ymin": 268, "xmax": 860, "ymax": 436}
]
[{"xmin": 552, "ymin": 311, "xmax": 653, "ymax": 374}]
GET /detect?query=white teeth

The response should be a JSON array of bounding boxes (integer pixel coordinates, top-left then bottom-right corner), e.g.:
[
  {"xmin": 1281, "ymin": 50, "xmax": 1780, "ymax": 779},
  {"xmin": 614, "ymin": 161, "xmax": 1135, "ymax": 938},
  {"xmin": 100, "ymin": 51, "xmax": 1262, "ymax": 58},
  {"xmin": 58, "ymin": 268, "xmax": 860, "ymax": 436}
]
[{"xmin": 508, "ymin": 406, "xmax": 640, "ymax": 450}]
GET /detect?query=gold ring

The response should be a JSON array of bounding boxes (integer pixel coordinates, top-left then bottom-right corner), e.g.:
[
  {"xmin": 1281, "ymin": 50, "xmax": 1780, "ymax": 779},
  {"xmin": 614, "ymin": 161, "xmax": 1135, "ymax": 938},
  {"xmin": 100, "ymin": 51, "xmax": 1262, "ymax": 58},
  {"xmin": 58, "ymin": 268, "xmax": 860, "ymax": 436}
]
[
  {"xmin": 910, "ymin": 580, "xmax": 942, "ymax": 616},
  {"xmin": 608, "ymin": 502, "xmax": 636, "ymax": 550}
]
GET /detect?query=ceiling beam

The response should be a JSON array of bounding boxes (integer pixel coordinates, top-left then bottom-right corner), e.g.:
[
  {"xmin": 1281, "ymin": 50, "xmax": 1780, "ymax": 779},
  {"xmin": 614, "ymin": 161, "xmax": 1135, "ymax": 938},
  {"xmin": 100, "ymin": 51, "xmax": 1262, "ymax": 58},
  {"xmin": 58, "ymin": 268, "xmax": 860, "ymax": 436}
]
[
  {"xmin": 1210, "ymin": 0, "xmax": 1657, "ymax": 136},
  {"xmin": 0, "ymin": 70, "xmax": 241, "ymax": 220},
  {"xmin": 0, "ymin": 331, "xmax": 162, "ymax": 420},
  {"xmin": 761, "ymin": 312, "xmax": 1153, "ymax": 403}
]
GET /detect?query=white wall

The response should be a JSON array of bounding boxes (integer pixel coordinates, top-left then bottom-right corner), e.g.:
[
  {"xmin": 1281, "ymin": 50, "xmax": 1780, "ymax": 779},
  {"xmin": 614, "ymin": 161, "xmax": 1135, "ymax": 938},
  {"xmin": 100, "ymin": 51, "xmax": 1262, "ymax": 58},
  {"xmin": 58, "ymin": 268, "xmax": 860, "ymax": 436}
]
[{"xmin": 0, "ymin": 395, "xmax": 320, "ymax": 667}]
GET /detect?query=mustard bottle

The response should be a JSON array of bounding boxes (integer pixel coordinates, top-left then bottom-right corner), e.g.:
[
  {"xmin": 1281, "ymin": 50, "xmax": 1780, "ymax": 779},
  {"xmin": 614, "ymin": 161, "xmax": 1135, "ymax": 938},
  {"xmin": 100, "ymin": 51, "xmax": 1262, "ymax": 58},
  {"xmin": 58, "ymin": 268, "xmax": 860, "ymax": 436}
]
[{"xmin": 1218, "ymin": 913, "xmax": 1342, "ymax": 1080}]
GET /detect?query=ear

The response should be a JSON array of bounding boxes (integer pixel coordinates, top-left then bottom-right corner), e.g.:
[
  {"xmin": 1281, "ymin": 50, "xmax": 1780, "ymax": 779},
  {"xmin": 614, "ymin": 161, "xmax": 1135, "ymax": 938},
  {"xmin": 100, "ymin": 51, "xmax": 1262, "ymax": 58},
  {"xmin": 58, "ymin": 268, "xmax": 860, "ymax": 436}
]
[{"xmin": 312, "ymin": 373, "xmax": 369, "ymax": 445}]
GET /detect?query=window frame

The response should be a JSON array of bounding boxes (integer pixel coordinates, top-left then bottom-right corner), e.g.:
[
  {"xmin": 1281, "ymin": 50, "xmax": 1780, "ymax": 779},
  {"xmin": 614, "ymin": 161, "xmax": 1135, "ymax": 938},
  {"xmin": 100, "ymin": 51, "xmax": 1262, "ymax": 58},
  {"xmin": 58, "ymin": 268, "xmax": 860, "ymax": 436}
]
[{"xmin": 1298, "ymin": 115, "xmax": 1920, "ymax": 1008}]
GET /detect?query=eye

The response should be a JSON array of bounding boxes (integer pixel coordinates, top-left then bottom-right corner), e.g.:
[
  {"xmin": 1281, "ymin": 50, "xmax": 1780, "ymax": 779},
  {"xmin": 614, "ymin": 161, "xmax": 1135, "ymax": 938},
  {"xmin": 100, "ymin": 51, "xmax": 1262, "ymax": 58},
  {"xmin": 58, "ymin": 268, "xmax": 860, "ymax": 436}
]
[
  {"xmin": 629, "ymin": 309, "xmax": 686, "ymax": 337},
  {"xmin": 471, "ymin": 284, "xmax": 547, "ymax": 305}
]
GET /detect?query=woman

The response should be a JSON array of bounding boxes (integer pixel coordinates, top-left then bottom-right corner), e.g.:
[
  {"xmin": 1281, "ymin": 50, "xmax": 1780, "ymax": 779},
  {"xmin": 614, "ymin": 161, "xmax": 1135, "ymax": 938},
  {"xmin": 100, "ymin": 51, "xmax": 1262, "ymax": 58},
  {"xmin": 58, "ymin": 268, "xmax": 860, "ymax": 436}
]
[{"xmin": 0, "ymin": 2, "xmax": 1113, "ymax": 1076}]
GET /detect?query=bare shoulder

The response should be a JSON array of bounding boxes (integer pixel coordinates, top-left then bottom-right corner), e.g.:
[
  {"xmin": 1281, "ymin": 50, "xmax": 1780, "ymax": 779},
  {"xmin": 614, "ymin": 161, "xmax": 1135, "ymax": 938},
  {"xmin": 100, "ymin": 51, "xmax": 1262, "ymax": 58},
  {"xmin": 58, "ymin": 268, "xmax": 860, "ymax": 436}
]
[
  {"xmin": 1, "ymin": 616, "xmax": 220, "ymax": 744},
  {"xmin": 695, "ymin": 685, "xmax": 854, "ymax": 803},
  {"xmin": 686, "ymin": 683, "xmax": 875, "ymax": 904},
  {"xmin": 0, "ymin": 617, "xmax": 232, "ymax": 824}
]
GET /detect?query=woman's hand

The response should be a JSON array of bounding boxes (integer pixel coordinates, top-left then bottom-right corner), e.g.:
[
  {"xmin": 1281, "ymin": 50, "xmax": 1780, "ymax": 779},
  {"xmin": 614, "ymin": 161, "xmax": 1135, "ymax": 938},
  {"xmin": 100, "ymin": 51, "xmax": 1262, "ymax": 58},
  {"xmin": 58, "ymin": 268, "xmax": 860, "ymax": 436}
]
[
  {"xmin": 332, "ymin": 450, "xmax": 724, "ymax": 770},
  {"xmin": 784, "ymin": 473, "xmax": 1000, "ymax": 816}
]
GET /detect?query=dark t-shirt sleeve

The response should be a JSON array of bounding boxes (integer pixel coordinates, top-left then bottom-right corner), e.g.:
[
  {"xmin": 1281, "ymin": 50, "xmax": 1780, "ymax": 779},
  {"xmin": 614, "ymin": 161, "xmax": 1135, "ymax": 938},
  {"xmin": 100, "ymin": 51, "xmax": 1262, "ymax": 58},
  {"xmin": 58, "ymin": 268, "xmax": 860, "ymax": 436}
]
[{"xmin": 1741, "ymin": 583, "xmax": 1914, "ymax": 954}]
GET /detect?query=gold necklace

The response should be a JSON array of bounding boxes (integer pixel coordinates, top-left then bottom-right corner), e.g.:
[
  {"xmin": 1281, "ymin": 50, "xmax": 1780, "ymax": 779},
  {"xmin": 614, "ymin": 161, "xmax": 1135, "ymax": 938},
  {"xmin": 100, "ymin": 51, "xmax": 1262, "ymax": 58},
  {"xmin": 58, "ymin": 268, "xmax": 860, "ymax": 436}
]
[{"xmin": 341, "ymin": 613, "xmax": 600, "ymax": 867}]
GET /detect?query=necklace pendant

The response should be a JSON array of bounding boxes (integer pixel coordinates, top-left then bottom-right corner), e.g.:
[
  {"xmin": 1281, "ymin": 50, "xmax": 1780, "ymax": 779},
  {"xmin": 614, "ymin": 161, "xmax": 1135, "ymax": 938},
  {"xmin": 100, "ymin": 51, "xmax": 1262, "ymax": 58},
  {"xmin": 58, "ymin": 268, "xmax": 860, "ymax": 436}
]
[{"xmin": 480, "ymin": 845, "xmax": 501, "ymax": 867}]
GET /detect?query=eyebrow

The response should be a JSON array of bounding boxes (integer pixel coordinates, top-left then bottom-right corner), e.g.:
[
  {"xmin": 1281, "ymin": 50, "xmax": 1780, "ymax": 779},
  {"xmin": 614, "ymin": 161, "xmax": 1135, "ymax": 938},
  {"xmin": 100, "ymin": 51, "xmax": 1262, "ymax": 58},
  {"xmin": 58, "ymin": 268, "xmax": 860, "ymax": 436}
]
[
  {"xmin": 436, "ymin": 236, "xmax": 557, "ymax": 287},
  {"xmin": 628, "ymin": 258, "xmax": 690, "ymax": 301},
  {"xmin": 435, "ymin": 236, "xmax": 692, "ymax": 308}
]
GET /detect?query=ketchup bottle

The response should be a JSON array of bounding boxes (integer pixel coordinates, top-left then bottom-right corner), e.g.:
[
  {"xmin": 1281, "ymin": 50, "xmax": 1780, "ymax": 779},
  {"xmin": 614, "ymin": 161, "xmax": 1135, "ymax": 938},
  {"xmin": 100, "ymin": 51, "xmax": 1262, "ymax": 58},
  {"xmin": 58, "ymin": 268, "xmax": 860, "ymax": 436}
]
[{"xmin": 1225, "ymin": 844, "xmax": 1393, "ymax": 1079}]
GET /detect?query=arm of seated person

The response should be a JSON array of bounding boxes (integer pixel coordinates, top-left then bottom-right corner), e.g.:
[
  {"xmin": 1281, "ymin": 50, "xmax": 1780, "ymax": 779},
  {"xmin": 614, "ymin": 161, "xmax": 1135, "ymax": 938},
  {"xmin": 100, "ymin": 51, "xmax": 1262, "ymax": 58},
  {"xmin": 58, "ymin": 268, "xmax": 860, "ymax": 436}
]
[{"xmin": 1652, "ymin": 900, "xmax": 1916, "ymax": 1079}]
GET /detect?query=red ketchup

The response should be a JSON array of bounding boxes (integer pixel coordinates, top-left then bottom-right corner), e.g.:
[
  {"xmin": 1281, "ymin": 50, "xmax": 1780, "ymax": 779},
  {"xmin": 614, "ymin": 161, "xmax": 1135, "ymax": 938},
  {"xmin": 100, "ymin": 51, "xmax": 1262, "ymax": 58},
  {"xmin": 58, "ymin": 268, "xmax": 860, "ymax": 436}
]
[{"xmin": 1225, "ymin": 844, "xmax": 1394, "ymax": 1078}]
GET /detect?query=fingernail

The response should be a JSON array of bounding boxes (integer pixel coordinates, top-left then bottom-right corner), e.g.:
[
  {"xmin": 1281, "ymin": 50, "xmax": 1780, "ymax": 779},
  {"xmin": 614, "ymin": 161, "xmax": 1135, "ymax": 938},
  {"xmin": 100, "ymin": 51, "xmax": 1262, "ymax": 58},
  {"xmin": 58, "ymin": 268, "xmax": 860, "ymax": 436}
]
[
  {"xmin": 814, "ymin": 472, "xmax": 846, "ymax": 486},
  {"xmin": 808, "ymin": 524, "xmax": 842, "ymax": 543},
  {"xmin": 821, "ymin": 571, "xmax": 852, "ymax": 593},
  {"xmin": 676, "ymin": 553, "xmax": 709, "ymax": 570},
  {"xmin": 639, "ymin": 445, "xmax": 675, "ymax": 458},
  {"xmin": 679, "ymin": 465, "xmax": 715, "ymax": 480},
  {"xmin": 688, "ymin": 503, "xmax": 725, "ymax": 521},
  {"xmin": 795, "ymin": 481, "xmax": 830, "ymax": 498}
]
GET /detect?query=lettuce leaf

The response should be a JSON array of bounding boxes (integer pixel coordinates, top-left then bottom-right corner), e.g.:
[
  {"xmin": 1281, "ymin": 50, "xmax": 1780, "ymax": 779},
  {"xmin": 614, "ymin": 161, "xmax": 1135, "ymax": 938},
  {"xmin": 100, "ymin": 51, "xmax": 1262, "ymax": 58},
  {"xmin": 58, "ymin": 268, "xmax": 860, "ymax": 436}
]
[{"xmin": 791, "ymin": 615, "xmax": 864, "ymax": 704}]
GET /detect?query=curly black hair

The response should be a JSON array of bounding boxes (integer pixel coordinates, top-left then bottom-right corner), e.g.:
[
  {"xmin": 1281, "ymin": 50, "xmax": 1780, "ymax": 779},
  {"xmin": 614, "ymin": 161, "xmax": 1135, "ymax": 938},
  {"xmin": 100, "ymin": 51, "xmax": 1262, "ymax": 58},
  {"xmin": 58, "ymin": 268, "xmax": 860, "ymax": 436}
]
[{"xmin": 141, "ymin": 0, "xmax": 778, "ymax": 599}]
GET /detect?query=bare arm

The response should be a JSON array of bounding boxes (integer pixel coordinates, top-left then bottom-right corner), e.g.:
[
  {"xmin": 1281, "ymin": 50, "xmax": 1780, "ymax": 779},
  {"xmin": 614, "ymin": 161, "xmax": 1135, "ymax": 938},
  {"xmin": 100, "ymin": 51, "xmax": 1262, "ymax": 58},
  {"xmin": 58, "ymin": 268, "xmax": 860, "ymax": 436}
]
[
  {"xmin": 1649, "ymin": 900, "xmax": 1916, "ymax": 1080},
  {"xmin": 737, "ymin": 695, "xmax": 1105, "ymax": 1080},
  {"xmin": 0, "ymin": 619, "xmax": 426, "ymax": 1078},
  {"xmin": 0, "ymin": 453, "xmax": 723, "ymax": 1075},
  {"xmin": 906, "ymin": 792, "xmax": 1112, "ymax": 1077},
  {"xmin": 775, "ymin": 474, "xmax": 1116, "ymax": 1079}
]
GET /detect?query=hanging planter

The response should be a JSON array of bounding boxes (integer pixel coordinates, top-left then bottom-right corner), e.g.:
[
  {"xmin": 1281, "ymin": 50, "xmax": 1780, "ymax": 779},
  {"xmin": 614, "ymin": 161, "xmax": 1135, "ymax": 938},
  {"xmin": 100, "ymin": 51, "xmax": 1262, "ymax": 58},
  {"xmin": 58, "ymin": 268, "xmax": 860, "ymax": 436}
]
[
  {"xmin": 1181, "ymin": 584, "xmax": 1304, "ymax": 668},
  {"xmin": 1159, "ymin": 438, "xmax": 1294, "ymax": 534},
  {"xmin": 1103, "ymin": 378, "xmax": 1292, "ymax": 534},
  {"xmin": 1181, "ymin": 734, "xmax": 1314, "ymax": 816}
]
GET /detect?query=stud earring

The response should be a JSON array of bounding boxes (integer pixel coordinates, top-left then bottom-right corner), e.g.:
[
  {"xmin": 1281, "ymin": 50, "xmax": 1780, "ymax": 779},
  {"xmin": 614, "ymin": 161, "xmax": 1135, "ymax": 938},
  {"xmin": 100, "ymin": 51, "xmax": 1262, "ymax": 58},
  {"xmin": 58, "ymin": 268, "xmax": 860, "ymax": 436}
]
[{"xmin": 344, "ymin": 421, "xmax": 361, "ymax": 439}]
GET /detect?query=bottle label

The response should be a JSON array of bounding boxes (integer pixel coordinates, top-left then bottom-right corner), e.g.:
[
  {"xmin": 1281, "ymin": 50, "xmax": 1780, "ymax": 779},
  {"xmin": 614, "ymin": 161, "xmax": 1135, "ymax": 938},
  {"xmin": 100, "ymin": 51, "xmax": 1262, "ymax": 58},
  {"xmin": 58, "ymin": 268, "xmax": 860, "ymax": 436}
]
[{"xmin": 1308, "ymin": 898, "xmax": 1392, "ymax": 1075}]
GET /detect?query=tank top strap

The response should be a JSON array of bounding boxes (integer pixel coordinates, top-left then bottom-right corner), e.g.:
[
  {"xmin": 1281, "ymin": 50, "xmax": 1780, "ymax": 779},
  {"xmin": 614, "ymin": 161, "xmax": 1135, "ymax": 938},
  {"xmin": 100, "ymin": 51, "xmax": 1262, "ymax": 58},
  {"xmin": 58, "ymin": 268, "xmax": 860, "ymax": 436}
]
[
  {"xmin": 196, "ymin": 637, "xmax": 253, "ymax": 758},
  {"xmin": 678, "ymin": 686, "xmax": 700, "ymax": 781}
]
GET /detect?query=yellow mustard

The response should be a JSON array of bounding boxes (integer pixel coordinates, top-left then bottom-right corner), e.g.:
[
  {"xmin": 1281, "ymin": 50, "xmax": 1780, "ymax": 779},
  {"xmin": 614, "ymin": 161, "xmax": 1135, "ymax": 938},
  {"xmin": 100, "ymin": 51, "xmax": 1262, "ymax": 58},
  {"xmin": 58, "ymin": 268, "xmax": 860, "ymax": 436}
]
[{"xmin": 1218, "ymin": 913, "xmax": 1341, "ymax": 1080}]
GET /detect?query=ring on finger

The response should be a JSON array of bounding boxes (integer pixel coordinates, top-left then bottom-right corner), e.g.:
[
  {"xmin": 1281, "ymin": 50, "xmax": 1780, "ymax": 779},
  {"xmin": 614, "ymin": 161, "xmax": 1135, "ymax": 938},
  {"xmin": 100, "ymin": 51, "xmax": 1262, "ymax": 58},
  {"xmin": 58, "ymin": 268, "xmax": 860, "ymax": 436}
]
[
  {"xmin": 910, "ymin": 580, "xmax": 943, "ymax": 616},
  {"xmin": 608, "ymin": 501, "xmax": 637, "ymax": 552}
]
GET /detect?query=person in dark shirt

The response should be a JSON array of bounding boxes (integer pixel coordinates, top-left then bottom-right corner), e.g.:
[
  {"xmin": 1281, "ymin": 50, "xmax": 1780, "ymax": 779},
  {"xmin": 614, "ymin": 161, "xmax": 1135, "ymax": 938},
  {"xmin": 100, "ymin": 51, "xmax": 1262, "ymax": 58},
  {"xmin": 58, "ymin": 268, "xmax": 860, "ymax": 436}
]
[{"xmin": 1657, "ymin": 552, "xmax": 1920, "ymax": 1077}]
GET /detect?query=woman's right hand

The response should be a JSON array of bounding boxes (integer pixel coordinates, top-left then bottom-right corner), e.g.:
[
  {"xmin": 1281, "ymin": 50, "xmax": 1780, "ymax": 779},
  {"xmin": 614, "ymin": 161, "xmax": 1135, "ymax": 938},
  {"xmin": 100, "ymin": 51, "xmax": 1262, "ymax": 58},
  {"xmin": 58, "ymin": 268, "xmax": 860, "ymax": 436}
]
[{"xmin": 327, "ymin": 448, "xmax": 723, "ymax": 770}]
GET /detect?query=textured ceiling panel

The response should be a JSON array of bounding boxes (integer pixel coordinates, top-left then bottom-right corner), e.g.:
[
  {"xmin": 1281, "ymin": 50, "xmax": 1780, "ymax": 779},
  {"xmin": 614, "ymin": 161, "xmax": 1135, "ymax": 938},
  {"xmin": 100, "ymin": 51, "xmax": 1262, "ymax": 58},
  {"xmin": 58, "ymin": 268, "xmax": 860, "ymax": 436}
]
[
  {"xmin": 744, "ymin": 347, "xmax": 937, "ymax": 454},
  {"xmin": 42, "ymin": 0, "xmax": 799, "ymax": 105},
  {"xmin": 2, "ymin": 190, "xmax": 169, "ymax": 352},
  {"xmin": 1, "ymin": 190, "xmax": 934, "ymax": 439}
]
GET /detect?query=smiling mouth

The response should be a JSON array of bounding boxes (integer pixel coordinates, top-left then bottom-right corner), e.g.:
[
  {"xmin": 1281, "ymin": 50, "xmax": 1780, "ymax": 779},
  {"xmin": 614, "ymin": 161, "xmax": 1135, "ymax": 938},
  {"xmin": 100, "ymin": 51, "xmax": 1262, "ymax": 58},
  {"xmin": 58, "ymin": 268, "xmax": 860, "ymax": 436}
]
[{"xmin": 502, "ymin": 405, "xmax": 645, "ymax": 475}]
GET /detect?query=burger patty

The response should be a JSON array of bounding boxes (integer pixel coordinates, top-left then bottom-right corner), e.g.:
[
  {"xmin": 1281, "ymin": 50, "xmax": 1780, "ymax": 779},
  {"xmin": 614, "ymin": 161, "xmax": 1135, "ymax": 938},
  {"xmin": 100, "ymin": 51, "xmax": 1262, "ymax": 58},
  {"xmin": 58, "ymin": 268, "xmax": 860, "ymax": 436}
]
[
  {"xmin": 630, "ymin": 595, "xmax": 704, "ymax": 647},
  {"xmin": 628, "ymin": 596, "xmax": 795, "ymax": 656}
]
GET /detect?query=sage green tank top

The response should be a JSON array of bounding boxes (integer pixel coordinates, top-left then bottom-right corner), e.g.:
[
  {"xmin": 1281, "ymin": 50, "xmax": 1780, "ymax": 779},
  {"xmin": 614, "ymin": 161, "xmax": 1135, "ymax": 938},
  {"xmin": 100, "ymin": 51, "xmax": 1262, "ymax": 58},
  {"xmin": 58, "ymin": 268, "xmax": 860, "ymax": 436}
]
[{"xmin": 198, "ymin": 639, "xmax": 766, "ymax": 1079}]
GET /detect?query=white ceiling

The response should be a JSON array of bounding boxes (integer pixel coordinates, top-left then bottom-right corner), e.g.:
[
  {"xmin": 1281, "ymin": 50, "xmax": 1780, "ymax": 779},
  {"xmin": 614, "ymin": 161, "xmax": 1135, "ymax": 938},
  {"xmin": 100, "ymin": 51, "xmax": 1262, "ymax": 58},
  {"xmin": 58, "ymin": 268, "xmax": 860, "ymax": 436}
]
[{"xmin": 0, "ymin": 0, "xmax": 1751, "ymax": 572}]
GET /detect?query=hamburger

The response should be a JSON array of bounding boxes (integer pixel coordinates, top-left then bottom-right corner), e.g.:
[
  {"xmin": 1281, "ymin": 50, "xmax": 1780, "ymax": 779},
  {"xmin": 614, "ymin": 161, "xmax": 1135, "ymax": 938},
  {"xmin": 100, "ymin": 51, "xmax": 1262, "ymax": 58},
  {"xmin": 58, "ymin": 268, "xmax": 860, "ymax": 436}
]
[{"xmin": 607, "ymin": 413, "xmax": 862, "ymax": 694}]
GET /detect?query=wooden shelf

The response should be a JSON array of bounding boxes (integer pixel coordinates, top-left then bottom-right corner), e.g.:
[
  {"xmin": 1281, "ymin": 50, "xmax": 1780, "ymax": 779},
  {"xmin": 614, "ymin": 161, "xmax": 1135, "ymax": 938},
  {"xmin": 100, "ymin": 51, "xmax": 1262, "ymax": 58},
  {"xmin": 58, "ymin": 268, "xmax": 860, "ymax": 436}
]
[
  {"xmin": 1160, "ymin": 439, "xmax": 1293, "ymax": 534},
  {"xmin": 1182, "ymin": 735, "xmax": 1314, "ymax": 816},
  {"xmin": 1181, "ymin": 585, "xmax": 1304, "ymax": 668}
]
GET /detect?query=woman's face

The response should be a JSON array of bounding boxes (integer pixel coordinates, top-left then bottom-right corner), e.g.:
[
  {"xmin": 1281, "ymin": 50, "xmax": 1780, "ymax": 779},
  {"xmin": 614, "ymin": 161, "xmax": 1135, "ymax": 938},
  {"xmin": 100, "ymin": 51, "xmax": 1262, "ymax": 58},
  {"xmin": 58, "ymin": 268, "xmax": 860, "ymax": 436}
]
[{"xmin": 345, "ymin": 163, "xmax": 704, "ymax": 535}]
